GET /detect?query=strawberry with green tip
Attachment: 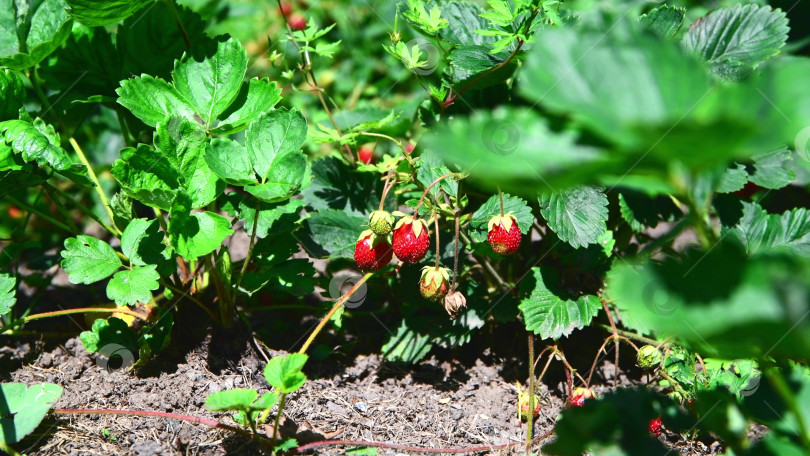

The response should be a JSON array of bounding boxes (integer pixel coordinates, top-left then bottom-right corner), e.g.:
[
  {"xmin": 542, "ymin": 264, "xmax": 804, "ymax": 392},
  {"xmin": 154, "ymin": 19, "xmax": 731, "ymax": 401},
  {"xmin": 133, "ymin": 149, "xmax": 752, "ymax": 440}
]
[
  {"xmin": 392, "ymin": 215, "xmax": 430, "ymax": 263},
  {"xmin": 354, "ymin": 230, "xmax": 393, "ymax": 271},
  {"xmin": 569, "ymin": 387, "xmax": 596, "ymax": 407},
  {"xmin": 368, "ymin": 210, "xmax": 394, "ymax": 236},
  {"xmin": 419, "ymin": 266, "xmax": 451, "ymax": 301},
  {"xmin": 487, "ymin": 214, "xmax": 521, "ymax": 255},
  {"xmin": 517, "ymin": 391, "xmax": 541, "ymax": 422}
]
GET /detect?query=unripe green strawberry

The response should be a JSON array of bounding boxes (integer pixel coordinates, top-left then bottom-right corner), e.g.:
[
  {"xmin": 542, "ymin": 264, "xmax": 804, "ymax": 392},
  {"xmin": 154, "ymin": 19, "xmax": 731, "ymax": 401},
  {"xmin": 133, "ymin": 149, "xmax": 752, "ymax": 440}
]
[
  {"xmin": 517, "ymin": 391, "xmax": 541, "ymax": 422},
  {"xmin": 392, "ymin": 215, "xmax": 430, "ymax": 263},
  {"xmin": 368, "ymin": 210, "xmax": 394, "ymax": 236},
  {"xmin": 487, "ymin": 214, "xmax": 521, "ymax": 255},
  {"xmin": 354, "ymin": 230, "xmax": 393, "ymax": 272},
  {"xmin": 419, "ymin": 266, "xmax": 451, "ymax": 301},
  {"xmin": 637, "ymin": 345, "xmax": 663, "ymax": 370}
]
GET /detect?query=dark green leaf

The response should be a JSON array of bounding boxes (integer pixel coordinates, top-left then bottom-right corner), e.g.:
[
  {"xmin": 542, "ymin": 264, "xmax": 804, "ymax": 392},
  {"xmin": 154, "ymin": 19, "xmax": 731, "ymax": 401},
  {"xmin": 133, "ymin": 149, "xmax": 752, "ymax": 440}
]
[
  {"xmin": 40, "ymin": 24, "xmax": 121, "ymax": 96},
  {"xmin": 298, "ymin": 209, "xmax": 365, "ymax": 259},
  {"xmin": 116, "ymin": 75, "xmax": 196, "ymax": 128},
  {"xmin": 111, "ymin": 145, "xmax": 182, "ymax": 211},
  {"xmin": 439, "ymin": 1, "xmax": 495, "ymax": 46},
  {"xmin": 617, "ymin": 189, "xmax": 681, "ymax": 232},
  {"xmin": 416, "ymin": 149, "xmax": 458, "ymax": 198},
  {"xmin": 213, "ymin": 78, "xmax": 282, "ymax": 135},
  {"xmin": 244, "ymin": 152, "xmax": 308, "ymax": 203},
  {"xmin": 382, "ymin": 320, "xmax": 433, "ymax": 364},
  {"xmin": 638, "ymin": 5, "xmax": 685, "ymax": 38},
  {"xmin": 539, "ymin": 186, "xmax": 609, "ymax": 249},
  {"xmin": 0, "ymin": 273, "xmax": 16, "ymax": 316},
  {"xmin": 683, "ymin": 4, "xmax": 789, "ymax": 80},
  {"xmin": 0, "ymin": 0, "xmax": 73, "ymax": 71},
  {"xmin": 245, "ymin": 109, "xmax": 307, "ymax": 179},
  {"xmin": 518, "ymin": 267, "xmax": 601, "ymax": 340},
  {"xmin": 749, "ymin": 148, "xmax": 794, "ymax": 189},
  {"xmin": 237, "ymin": 198, "xmax": 304, "ymax": 239},
  {"xmin": 205, "ymin": 138, "xmax": 256, "ymax": 186},
  {"xmin": 301, "ymin": 156, "xmax": 394, "ymax": 217},
  {"xmin": 724, "ymin": 202, "xmax": 810, "ymax": 256},
  {"xmin": 65, "ymin": 0, "xmax": 152, "ymax": 26},
  {"xmin": 79, "ymin": 317, "xmax": 138, "ymax": 354},
  {"xmin": 0, "ymin": 69, "xmax": 25, "ymax": 121},
  {"xmin": 717, "ymin": 163, "xmax": 749, "ymax": 193},
  {"xmin": 120, "ymin": 218, "xmax": 169, "ymax": 267}
]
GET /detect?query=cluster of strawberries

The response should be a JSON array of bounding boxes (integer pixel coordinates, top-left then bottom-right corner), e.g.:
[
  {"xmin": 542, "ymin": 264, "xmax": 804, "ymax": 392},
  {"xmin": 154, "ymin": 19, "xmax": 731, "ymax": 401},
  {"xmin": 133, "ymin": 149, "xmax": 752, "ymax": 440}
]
[{"xmin": 353, "ymin": 207, "xmax": 522, "ymax": 307}]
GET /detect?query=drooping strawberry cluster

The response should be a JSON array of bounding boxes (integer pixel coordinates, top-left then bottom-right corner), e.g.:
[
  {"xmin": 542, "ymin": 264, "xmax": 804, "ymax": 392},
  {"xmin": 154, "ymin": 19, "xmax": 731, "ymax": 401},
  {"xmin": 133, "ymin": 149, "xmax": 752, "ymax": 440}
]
[{"xmin": 487, "ymin": 214, "xmax": 522, "ymax": 255}]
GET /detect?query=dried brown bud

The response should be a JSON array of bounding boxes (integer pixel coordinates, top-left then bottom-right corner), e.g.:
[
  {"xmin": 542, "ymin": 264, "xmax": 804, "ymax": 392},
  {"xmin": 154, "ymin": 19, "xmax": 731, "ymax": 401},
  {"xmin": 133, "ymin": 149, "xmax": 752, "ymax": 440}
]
[{"xmin": 442, "ymin": 291, "xmax": 467, "ymax": 318}]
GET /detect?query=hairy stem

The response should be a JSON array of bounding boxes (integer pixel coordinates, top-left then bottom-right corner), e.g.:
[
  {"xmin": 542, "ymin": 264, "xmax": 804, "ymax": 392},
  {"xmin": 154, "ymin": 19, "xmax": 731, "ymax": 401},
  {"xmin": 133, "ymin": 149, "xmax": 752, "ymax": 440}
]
[
  {"xmin": 526, "ymin": 333, "xmax": 536, "ymax": 454},
  {"xmin": 271, "ymin": 393, "xmax": 287, "ymax": 448},
  {"xmin": 298, "ymin": 273, "xmax": 373, "ymax": 354},
  {"xmin": 414, "ymin": 173, "xmax": 459, "ymax": 217},
  {"xmin": 231, "ymin": 201, "xmax": 261, "ymax": 312},
  {"xmin": 69, "ymin": 138, "xmax": 121, "ymax": 235}
]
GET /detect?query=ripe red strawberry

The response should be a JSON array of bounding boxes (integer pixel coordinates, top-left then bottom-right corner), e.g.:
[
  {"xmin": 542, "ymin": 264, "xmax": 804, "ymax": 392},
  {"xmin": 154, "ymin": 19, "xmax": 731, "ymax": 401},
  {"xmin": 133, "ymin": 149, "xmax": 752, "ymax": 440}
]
[
  {"xmin": 8, "ymin": 205, "xmax": 22, "ymax": 219},
  {"xmin": 569, "ymin": 387, "xmax": 596, "ymax": 407},
  {"xmin": 358, "ymin": 145, "xmax": 375, "ymax": 165},
  {"xmin": 419, "ymin": 267, "xmax": 450, "ymax": 301},
  {"xmin": 392, "ymin": 215, "xmax": 429, "ymax": 263},
  {"xmin": 404, "ymin": 143, "xmax": 415, "ymax": 154},
  {"xmin": 288, "ymin": 14, "xmax": 307, "ymax": 31},
  {"xmin": 354, "ymin": 230, "xmax": 393, "ymax": 271},
  {"xmin": 648, "ymin": 417, "xmax": 663, "ymax": 437},
  {"xmin": 487, "ymin": 214, "xmax": 521, "ymax": 255}
]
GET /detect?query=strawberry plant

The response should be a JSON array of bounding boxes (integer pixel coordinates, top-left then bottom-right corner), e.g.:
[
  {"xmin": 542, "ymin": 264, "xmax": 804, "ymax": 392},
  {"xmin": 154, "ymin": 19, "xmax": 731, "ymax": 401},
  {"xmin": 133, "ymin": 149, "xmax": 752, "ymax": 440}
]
[{"xmin": 1, "ymin": 0, "xmax": 810, "ymax": 454}]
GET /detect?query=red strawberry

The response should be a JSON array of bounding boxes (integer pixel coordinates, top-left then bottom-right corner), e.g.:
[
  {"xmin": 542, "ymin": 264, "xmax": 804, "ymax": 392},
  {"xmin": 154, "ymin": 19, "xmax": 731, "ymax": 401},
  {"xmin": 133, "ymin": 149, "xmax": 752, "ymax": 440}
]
[
  {"xmin": 277, "ymin": 1, "xmax": 293, "ymax": 15},
  {"xmin": 419, "ymin": 267, "xmax": 450, "ymax": 301},
  {"xmin": 404, "ymin": 143, "xmax": 415, "ymax": 154},
  {"xmin": 288, "ymin": 14, "xmax": 307, "ymax": 31},
  {"xmin": 569, "ymin": 387, "xmax": 596, "ymax": 407},
  {"xmin": 354, "ymin": 230, "xmax": 393, "ymax": 271},
  {"xmin": 487, "ymin": 214, "xmax": 521, "ymax": 255},
  {"xmin": 358, "ymin": 145, "xmax": 375, "ymax": 165},
  {"xmin": 648, "ymin": 417, "xmax": 663, "ymax": 437},
  {"xmin": 8, "ymin": 206, "xmax": 22, "ymax": 219},
  {"xmin": 392, "ymin": 215, "xmax": 429, "ymax": 263}
]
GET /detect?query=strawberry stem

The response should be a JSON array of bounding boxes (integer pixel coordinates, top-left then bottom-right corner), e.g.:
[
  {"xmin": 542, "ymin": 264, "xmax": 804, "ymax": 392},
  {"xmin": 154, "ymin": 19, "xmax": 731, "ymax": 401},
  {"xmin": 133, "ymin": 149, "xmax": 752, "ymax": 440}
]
[
  {"xmin": 498, "ymin": 187, "xmax": 505, "ymax": 217},
  {"xmin": 414, "ymin": 173, "xmax": 460, "ymax": 218},
  {"xmin": 450, "ymin": 213, "xmax": 460, "ymax": 290},
  {"xmin": 526, "ymin": 333, "xmax": 536, "ymax": 453},
  {"xmin": 434, "ymin": 216, "xmax": 441, "ymax": 269},
  {"xmin": 378, "ymin": 170, "xmax": 395, "ymax": 211}
]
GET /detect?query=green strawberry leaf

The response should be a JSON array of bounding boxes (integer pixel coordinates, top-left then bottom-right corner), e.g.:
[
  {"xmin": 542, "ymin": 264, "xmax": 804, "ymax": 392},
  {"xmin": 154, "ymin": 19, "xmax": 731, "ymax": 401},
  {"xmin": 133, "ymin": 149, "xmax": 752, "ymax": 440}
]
[
  {"xmin": 40, "ymin": 24, "xmax": 121, "ymax": 97},
  {"xmin": 237, "ymin": 198, "xmax": 305, "ymax": 239},
  {"xmin": 204, "ymin": 388, "xmax": 258, "ymax": 412},
  {"xmin": 469, "ymin": 193, "xmax": 533, "ymax": 244},
  {"xmin": 120, "ymin": 218, "xmax": 170, "ymax": 269},
  {"xmin": 172, "ymin": 38, "xmax": 247, "ymax": 126},
  {"xmin": 79, "ymin": 317, "xmax": 138, "ymax": 354},
  {"xmin": 638, "ymin": 5, "xmax": 685, "ymax": 38},
  {"xmin": 111, "ymin": 144, "xmax": 183, "ymax": 211},
  {"xmin": 65, "ymin": 0, "xmax": 152, "ymax": 26},
  {"xmin": 617, "ymin": 189, "xmax": 681, "ymax": 232},
  {"xmin": 416, "ymin": 149, "xmax": 458, "ymax": 198},
  {"xmin": 0, "ymin": 119, "xmax": 73, "ymax": 171},
  {"xmin": 717, "ymin": 163, "xmax": 749, "ymax": 193},
  {"xmin": 212, "ymin": 78, "xmax": 283, "ymax": 135},
  {"xmin": 244, "ymin": 152, "xmax": 309, "ymax": 203},
  {"xmin": 168, "ymin": 193, "xmax": 234, "ymax": 260},
  {"xmin": 748, "ymin": 148, "xmax": 794, "ymax": 190},
  {"xmin": 683, "ymin": 4, "xmax": 789, "ymax": 81},
  {"xmin": 539, "ymin": 186, "xmax": 609, "ymax": 249},
  {"xmin": 246, "ymin": 109, "xmax": 308, "ymax": 179},
  {"xmin": 155, "ymin": 117, "xmax": 223, "ymax": 208},
  {"xmin": 106, "ymin": 265, "xmax": 159, "ymax": 307},
  {"xmin": 301, "ymin": 156, "xmax": 396, "ymax": 217},
  {"xmin": 116, "ymin": 75, "xmax": 197, "ymax": 128},
  {"xmin": 264, "ymin": 353, "xmax": 308, "ymax": 394},
  {"xmin": 0, "ymin": 0, "xmax": 73, "ymax": 71},
  {"xmin": 0, "ymin": 273, "xmax": 16, "ymax": 316},
  {"xmin": 518, "ymin": 266, "xmax": 601, "ymax": 340},
  {"xmin": 0, "ymin": 69, "xmax": 25, "ymax": 121},
  {"xmin": 117, "ymin": 2, "xmax": 206, "ymax": 80},
  {"xmin": 205, "ymin": 138, "xmax": 257, "ymax": 186},
  {"xmin": 298, "ymin": 209, "xmax": 366, "ymax": 259},
  {"xmin": 724, "ymin": 202, "xmax": 810, "ymax": 256},
  {"xmin": 60, "ymin": 235, "xmax": 122, "ymax": 284},
  {"xmin": 0, "ymin": 382, "xmax": 63, "ymax": 445},
  {"xmin": 382, "ymin": 320, "xmax": 433, "ymax": 364}
]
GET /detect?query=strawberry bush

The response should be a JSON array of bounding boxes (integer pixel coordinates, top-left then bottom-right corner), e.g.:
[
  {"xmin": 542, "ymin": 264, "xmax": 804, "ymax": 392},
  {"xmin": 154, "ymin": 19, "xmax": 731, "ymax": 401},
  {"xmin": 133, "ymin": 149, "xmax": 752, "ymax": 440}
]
[{"xmin": 2, "ymin": 0, "xmax": 810, "ymax": 454}]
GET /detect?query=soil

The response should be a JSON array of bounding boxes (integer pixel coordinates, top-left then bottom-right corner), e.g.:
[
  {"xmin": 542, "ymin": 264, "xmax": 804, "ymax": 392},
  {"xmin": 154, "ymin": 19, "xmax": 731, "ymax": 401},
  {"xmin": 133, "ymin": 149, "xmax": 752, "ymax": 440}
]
[{"xmin": 2, "ymin": 319, "xmax": 728, "ymax": 456}]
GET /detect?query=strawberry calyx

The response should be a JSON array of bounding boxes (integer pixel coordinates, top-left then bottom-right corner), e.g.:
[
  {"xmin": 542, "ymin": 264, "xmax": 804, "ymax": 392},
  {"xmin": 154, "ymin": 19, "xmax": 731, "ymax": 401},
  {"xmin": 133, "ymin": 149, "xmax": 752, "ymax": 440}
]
[{"xmin": 419, "ymin": 266, "xmax": 451, "ymax": 301}]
